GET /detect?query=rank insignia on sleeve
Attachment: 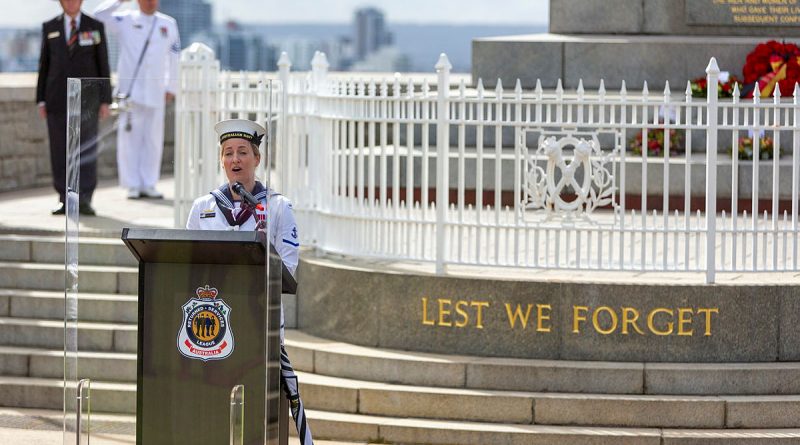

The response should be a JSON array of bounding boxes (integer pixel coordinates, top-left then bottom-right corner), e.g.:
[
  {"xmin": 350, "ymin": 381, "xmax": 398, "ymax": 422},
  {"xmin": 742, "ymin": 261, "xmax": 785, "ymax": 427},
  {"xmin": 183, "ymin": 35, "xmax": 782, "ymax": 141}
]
[{"xmin": 177, "ymin": 285, "xmax": 234, "ymax": 361}]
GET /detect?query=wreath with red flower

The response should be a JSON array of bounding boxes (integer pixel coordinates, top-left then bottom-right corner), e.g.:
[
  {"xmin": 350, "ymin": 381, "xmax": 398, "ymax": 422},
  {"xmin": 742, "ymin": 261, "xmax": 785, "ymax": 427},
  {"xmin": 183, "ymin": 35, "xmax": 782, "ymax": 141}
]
[
  {"xmin": 690, "ymin": 75, "xmax": 740, "ymax": 98},
  {"xmin": 742, "ymin": 40, "xmax": 800, "ymax": 98},
  {"xmin": 628, "ymin": 129, "xmax": 684, "ymax": 157}
]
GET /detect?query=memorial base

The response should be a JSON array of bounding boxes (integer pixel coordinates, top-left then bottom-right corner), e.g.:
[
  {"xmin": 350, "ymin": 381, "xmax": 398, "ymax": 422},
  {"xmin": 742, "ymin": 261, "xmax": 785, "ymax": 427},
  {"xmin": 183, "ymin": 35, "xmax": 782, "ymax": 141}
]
[
  {"xmin": 297, "ymin": 255, "xmax": 800, "ymax": 363},
  {"xmin": 472, "ymin": 33, "xmax": 800, "ymax": 91}
]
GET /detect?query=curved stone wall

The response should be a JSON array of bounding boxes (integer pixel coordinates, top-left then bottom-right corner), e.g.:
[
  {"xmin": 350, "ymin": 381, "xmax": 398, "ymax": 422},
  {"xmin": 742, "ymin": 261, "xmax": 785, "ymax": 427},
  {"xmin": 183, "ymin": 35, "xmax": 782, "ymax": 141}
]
[{"xmin": 296, "ymin": 256, "xmax": 800, "ymax": 363}]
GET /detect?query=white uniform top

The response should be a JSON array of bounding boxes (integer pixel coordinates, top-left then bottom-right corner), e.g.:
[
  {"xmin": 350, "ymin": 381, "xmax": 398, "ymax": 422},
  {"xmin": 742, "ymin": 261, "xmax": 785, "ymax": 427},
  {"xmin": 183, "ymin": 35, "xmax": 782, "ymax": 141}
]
[
  {"xmin": 186, "ymin": 186, "xmax": 300, "ymax": 341},
  {"xmin": 94, "ymin": 0, "xmax": 180, "ymax": 108},
  {"xmin": 185, "ymin": 187, "xmax": 300, "ymax": 276}
]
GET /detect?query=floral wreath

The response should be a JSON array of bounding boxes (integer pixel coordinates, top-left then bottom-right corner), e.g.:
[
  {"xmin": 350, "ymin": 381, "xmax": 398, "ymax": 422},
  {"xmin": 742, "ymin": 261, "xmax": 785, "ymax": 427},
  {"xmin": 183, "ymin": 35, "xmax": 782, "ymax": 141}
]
[
  {"xmin": 690, "ymin": 74, "xmax": 740, "ymax": 99},
  {"xmin": 742, "ymin": 40, "xmax": 800, "ymax": 98}
]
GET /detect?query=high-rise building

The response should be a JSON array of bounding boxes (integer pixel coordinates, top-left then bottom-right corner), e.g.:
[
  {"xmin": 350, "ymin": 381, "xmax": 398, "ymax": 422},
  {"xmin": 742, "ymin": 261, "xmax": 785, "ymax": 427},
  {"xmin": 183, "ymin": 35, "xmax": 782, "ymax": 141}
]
[
  {"xmin": 159, "ymin": 0, "xmax": 213, "ymax": 47},
  {"xmin": 219, "ymin": 22, "xmax": 276, "ymax": 71},
  {"xmin": 0, "ymin": 29, "xmax": 40, "ymax": 72},
  {"xmin": 354, "ymin": 7, "xmax": 392, "ymax": 61}
]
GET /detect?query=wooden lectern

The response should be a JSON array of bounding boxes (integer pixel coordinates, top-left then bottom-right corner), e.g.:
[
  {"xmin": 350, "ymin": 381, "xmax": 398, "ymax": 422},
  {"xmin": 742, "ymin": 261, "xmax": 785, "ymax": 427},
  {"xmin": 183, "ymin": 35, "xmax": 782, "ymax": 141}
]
[{"xmin": 122, "ymin": 228, "xmax": 289, "ymax": 445}]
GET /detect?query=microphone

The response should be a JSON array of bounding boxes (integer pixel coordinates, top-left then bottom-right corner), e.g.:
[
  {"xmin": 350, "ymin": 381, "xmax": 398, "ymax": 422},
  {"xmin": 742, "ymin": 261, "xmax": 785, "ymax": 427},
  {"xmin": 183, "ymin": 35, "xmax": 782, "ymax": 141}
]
[{"xmin": 232, "ymin": 182, "xmax": 259, "ymax": 207}]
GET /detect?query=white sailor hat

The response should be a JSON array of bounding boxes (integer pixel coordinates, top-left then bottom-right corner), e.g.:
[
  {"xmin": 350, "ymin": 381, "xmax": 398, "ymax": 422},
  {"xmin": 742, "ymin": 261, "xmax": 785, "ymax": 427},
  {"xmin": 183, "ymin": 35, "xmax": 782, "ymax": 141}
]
[{"xmin": 214, "ymin": 119, "xmax": 266, "ymax": 146}]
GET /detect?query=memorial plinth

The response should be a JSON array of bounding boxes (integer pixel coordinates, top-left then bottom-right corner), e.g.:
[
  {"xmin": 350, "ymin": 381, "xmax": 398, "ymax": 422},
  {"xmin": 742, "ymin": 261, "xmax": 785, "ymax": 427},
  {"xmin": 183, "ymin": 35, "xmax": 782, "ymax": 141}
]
[
  {"xmin": 297, "ymin": 255, "xmax": 800, "ymax": 363},
  {"xmin": 473, "ymin": 0, "xmax": 800, "ymax": 89}
]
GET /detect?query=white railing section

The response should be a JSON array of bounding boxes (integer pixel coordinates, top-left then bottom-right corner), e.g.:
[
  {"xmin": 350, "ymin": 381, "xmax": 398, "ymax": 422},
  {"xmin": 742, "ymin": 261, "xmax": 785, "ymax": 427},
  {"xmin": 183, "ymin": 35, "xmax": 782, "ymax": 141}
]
[{"xmin": 175, "ymin": 45, "xmax": 800, "ymax": 283}]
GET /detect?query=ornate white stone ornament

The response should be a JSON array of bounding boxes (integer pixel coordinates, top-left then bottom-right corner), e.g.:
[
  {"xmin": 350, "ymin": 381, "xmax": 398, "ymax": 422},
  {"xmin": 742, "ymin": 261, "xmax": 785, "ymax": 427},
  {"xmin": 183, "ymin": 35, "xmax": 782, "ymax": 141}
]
[{"xmin": 522, "ymin": 134, "xmax": 617, "ymax": 222}]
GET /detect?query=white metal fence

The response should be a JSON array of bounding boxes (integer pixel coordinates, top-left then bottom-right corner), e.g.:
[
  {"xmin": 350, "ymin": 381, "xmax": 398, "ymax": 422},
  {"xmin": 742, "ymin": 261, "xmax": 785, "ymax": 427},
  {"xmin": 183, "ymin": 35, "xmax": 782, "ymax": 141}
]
[{"xmin": 175, "ymin": 44, "xmax": 800, "ymax": 283}]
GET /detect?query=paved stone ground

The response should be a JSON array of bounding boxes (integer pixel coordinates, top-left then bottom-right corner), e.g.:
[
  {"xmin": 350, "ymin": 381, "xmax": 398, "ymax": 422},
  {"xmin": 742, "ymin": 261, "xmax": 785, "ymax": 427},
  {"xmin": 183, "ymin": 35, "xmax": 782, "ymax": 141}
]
[
  {"xmin": 0, "ymin": 427, "xmax": 362, "ymax": 445},
  {"xmin": 0, "ymin": 408, "xmax": 364, "ymax": 445},
  {"xmin": 0, "ymin": 177, "xmax": 175, "ymax": 237}
]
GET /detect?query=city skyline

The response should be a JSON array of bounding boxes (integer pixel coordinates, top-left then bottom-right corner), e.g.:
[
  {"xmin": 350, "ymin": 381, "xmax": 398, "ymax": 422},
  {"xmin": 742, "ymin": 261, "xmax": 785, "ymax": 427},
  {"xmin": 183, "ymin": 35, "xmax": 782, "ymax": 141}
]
[{"xmin": 0, "ymin": 0, "xmax": 547, "ymax": 28}]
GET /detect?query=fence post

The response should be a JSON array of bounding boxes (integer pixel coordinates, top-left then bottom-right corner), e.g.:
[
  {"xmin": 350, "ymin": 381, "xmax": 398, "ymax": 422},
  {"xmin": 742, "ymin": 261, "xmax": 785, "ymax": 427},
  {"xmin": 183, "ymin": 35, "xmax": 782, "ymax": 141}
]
[
  {"xmin": 277, "ymin": 52, "xmax": 292, "ymax": 194},
  {"xmin": 175, "ymin": 43, "xmax": 218, "ymax": 228},
  {"xmin": 310, "ymin": 51, "xmax": 329, "ymax": 94},
  {"xmin": 309, "ymin": 52, "xmax": 329, "ymax": 238},
  {"xmin": 793, "ymin": 83, "xmax": 800, "ymax": 270},
  {"xmin": 435, "ymin": 54, "xmax": 452, "ymax": 274},
  {"xmin": 705, "ymin": 58, "xmax": 720, "ymax": 284}
]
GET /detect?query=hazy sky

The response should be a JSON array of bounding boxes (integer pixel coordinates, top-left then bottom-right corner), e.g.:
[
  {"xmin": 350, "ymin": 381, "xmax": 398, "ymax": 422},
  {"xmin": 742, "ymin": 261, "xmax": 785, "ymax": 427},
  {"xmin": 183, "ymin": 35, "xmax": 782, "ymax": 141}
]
[{"xmin": 3, "ymin": 0, "xmax": 548, "ymax": 28}]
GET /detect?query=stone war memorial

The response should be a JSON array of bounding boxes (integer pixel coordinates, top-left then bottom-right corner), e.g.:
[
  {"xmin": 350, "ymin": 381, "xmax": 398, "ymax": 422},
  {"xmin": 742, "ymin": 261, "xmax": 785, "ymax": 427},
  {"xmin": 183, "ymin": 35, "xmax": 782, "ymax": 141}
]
[
  {"xmin": 474, "ymin": 0, "xmax": 800, "ymax": 89},
  {"xmin": 3, "ymin": 0, "xmax": 800, "ymax": 444}
]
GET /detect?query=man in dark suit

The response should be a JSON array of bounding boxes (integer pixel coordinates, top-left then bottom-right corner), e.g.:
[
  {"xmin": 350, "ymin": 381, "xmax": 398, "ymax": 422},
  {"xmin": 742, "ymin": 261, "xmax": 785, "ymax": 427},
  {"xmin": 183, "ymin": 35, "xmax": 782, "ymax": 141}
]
[{"xmin": 37, "ymin": 0, "xmax": 112, "ymax": 215}]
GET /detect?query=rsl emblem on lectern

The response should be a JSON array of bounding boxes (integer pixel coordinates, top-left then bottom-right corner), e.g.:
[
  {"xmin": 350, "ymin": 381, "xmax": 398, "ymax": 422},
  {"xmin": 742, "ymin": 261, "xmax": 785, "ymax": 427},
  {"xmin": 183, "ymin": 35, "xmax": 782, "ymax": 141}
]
[{"xmin": 177, "ymin": 285, "xmax": 235, "ymax": 361}]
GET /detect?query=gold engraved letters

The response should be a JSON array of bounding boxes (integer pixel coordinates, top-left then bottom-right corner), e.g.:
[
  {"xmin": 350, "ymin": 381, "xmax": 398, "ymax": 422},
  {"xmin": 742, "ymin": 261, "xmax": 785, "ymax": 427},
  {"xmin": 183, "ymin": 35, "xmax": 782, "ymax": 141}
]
[{"xmin": 421, "ymin": 298, "xmax": 719, "ymax": 337}]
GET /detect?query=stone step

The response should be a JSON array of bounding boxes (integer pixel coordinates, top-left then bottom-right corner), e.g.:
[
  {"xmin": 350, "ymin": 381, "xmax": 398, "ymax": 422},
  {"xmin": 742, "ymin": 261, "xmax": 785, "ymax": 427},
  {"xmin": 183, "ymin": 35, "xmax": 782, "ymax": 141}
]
[
  {"xmin": 0, "ymin": 353, "xmax": 793, "ymax": 430},
  {"xmin": 0, "ymin": 234, "xmax": 137, "ymax": 266},
  {"xmin": 2, "ymin": 406, "xmax": 799, "ymax": 445},
  {"xmin": 0, "ymin": 346, "xmax": 135, "ymax": 382},
  {"xmin": 2, "ymin": 344, "xmax": 798, "ymax": 429},
  {"xmin": 0, "ymin": 261, "xmax": 137, "ymax": 294},
  {"xmin": 301, "ymin": 409, "xmax": 800, "ymax": 445},
  {"xmin": 0, "ymin": 289, "xmax": 137, "ymax": 323},
  {"xmin": 0, "ymin": 317, "xmax": 136, "ymax": 353},
  {"xmin": 295, "ymin": 371, "xmax": 800, "ymax": 429},
  {"xmin": 0, "ymin": 376, "xmax": 135, "ymax": 414},
  {"xmin": 0, "ymin": 408, "xmax": 370, "ymax": 445},
  {"xmin": 0, "ymin": 407, "xmax": 136, "ymax": 441},
  {"xmin": 284, "ymin": 329, "xmax": 800, "ymax": 395}
]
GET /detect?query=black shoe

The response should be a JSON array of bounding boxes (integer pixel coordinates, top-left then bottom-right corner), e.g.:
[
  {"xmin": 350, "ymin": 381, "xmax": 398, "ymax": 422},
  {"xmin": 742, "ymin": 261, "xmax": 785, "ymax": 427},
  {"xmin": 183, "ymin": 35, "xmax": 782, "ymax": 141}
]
[
  {"xmin": 79, "ymin": 202, "xmax": 96, "ymax": 216},
  {"xmin": 51, "ymin": 202, "xmax": 66, "ymax": 215}
]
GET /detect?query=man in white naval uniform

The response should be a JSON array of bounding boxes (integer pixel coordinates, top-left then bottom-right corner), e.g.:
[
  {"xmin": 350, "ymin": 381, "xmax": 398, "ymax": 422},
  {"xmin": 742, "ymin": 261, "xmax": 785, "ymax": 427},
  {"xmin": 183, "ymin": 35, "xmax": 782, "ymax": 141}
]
[
  {"xmin": 186, "ymin": 119, "xmax": 313, "ymax": 445},
  {"xmin": 94, "ymin": 0, "xmax": 180, "ymax": 199}
]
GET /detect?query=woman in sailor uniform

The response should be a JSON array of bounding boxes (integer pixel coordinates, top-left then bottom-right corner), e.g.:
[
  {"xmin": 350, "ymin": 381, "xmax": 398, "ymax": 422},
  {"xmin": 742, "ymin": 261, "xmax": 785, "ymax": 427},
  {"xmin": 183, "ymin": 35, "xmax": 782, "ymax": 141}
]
[{"xmin": 186, "ymin": 119, "xmax": 312, "ymax": 445}]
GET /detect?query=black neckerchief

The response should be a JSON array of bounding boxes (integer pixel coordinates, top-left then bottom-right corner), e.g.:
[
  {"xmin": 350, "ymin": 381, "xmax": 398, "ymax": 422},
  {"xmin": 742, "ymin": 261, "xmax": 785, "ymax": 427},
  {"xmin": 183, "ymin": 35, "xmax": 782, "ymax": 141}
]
[{"xmin": 210, "ymin": 182, "xmax": 268, "ymax": 227}]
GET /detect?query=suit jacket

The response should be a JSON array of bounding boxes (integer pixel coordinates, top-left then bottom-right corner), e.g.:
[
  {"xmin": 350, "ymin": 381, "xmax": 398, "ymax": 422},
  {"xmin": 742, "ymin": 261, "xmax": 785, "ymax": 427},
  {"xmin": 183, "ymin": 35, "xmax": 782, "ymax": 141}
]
[{"xmin": 36, "ymin": 13, "xmax": 112, "ymax": 114}]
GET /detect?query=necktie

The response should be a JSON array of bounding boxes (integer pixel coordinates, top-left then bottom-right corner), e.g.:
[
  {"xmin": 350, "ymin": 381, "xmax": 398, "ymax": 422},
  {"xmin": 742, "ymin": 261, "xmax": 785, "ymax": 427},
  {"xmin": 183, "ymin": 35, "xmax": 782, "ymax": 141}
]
[{"xmin": 67, "ymin": 18, "xmax": 77, "ymax": 54}]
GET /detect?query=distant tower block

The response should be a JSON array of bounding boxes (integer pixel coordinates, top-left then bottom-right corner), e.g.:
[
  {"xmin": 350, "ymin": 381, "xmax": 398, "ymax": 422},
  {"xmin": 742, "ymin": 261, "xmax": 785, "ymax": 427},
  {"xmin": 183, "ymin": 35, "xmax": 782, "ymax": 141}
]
[
  {"xmin": 159, "ymin": 0, "xmax": 212, "ymax": 46},
  {"xmin": 472, "ymin": 0, "xmax": 800, "ymax": 90},
  {"xmin": 354, "ymin": 7, "xmax": 393, "ymax": 61}
]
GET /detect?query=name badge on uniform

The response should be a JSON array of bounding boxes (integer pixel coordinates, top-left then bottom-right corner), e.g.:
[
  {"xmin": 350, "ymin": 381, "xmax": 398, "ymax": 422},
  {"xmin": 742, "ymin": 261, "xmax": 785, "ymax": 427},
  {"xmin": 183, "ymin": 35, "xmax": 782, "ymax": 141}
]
[{"xmin": 47, "ymin": 31, "xmax": 61, "ymax": 39}]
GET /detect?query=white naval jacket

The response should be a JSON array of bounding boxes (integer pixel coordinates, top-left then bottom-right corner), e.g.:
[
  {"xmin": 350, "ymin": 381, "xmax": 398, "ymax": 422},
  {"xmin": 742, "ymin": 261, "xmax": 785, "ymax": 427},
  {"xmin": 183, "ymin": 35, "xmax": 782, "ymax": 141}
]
[
  {"xmin": 185, "ymin": 187, "xmax": 300, "ymax": 277},
  {"xmin": 94, "ymin": 0, "xmax": 180, "ymax": 108}
]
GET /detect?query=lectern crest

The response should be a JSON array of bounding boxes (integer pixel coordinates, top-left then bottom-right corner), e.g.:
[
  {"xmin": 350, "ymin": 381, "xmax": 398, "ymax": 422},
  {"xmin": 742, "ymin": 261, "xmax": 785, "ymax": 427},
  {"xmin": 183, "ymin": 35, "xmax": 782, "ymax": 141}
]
[{"xmin": 176, "ymin": 285, "xmax": 235, "ymax": 361}]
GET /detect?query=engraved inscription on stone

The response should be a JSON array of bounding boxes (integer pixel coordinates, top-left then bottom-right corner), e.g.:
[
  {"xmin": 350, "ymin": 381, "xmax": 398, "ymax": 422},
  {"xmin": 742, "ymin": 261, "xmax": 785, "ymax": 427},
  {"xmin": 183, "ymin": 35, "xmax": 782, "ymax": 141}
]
[{"xmin": 687, "ymin": 0, "xmax": 800, "ymax": 26}]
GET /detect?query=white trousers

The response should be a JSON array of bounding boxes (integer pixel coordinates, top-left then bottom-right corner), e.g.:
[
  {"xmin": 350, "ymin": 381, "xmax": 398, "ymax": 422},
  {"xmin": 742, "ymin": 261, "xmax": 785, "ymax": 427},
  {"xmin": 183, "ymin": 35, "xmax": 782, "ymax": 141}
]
[{"xmin": 117, "ymin": 103, "xmax": 165, "ymax": 189}]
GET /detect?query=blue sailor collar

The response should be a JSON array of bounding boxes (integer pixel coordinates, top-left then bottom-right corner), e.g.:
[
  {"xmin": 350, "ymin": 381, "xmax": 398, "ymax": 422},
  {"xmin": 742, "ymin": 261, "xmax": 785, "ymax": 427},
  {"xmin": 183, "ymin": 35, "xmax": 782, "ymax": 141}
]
[
  {"xmin": 211, "ymin": 181, "xmax": 268, "ymax": 206},
  {"xmin": 210, "ymin": 181, "xmax": 269, "ymax": 227}
]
